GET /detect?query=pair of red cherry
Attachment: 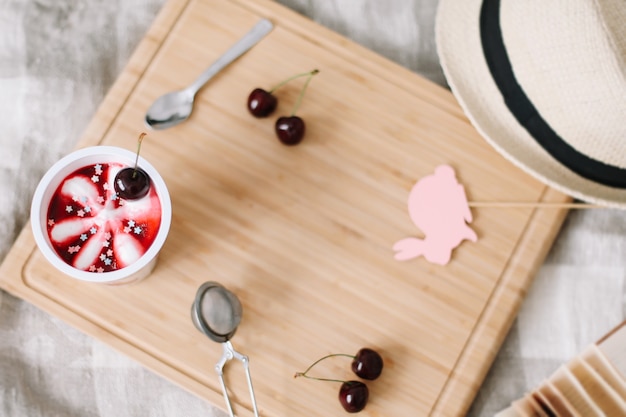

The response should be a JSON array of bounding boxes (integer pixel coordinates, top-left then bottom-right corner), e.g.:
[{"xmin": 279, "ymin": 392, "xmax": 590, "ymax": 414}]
[
  {"xmin": 295, "ymin": 347, "xmax": 384, "ymax": 413},
  {"xmin": 247, "ymin": 69, "xmax": 319, "ymax": 145}
]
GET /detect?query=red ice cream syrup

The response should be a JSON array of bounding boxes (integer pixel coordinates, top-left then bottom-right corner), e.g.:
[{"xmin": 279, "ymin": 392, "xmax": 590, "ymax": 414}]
[{"xmin": 31, "ymin": 146, "xmax": 172, "ymax": 284}]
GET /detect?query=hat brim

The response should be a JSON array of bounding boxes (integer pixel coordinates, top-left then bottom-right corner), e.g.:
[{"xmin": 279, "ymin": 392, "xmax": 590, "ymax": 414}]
[{"xmin": 435, "ymin": 0, "xmax": 626, "ymax": 209}]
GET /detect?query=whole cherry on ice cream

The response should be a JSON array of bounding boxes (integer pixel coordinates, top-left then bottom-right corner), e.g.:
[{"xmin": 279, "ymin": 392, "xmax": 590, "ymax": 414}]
[{"xmin": 114, "ymin": 133, "xmax": 151, "ymax": 200}]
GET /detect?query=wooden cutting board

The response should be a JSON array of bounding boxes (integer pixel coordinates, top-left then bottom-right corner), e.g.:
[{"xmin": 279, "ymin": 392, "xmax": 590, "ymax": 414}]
[{"xmin": 0, "ymin": 0, "xmax": 571, "ymax": 415}]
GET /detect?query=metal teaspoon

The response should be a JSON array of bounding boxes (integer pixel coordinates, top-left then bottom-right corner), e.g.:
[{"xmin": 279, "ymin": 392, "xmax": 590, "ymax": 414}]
[{"xmin": 145, "ymin": 18, "xmax": 273, "ymax": 130}]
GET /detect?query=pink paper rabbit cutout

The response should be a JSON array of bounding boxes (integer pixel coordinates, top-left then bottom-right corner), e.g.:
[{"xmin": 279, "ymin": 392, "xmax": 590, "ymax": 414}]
[{"xmin": 393, "ymin": 165, "xmax": 477, "ymax": 265}]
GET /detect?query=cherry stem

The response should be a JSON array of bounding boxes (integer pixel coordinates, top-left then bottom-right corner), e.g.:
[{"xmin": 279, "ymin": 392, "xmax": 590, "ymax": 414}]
[
  {"xmin": 293, "ymin": 353, "xmax": 355, "ymax": 384},
  {"xmin": 268, "ymin": 69, "xmax": 319, "ymax": 94},
  {"xmin": 290, "ymin": 69, "xmax": 319, "ymax": 116},
  {"xmin": 133, "ymin": 132, "xmax": 147, "ymax": 179}
]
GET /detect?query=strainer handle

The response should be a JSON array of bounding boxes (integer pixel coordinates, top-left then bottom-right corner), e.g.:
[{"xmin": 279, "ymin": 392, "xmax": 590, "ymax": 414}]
[{"xmin": 215, "ymin": 341, "xmax": 260, "ymax": 417}]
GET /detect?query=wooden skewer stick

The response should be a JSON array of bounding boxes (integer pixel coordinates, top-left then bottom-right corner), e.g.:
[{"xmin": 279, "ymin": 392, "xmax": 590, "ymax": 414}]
[{"xmin": 468, "ymin": 201, "xmax": 603, "ymax": 209}]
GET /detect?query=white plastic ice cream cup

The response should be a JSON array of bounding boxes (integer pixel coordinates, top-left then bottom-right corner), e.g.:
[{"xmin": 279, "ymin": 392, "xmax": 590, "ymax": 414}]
[{"xmin": 30, "ymin": 146, "xmax": 172, "ymax": 285}]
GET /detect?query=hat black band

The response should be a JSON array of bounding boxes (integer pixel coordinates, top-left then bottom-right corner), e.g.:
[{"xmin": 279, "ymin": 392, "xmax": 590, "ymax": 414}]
[{"xmin": 479, "ymin": 0, "xmax": 626, "ymax": 188}]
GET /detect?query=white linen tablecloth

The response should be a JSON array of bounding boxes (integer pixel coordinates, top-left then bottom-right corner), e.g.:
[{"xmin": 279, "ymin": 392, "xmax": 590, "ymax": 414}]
[{"xmin": 1, "ymin": 1, "xmax": 625, "ymax": 416}]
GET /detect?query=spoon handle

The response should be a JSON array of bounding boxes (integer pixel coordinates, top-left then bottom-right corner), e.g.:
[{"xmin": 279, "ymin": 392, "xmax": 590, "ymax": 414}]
[{"xmin": 188, "ymin": 18, "xmax": 274, "ymax": 94}]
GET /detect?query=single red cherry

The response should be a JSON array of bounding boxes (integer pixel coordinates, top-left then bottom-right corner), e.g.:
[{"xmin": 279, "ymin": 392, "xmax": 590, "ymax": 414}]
[
  {"xmin": 351, "ymin": 348, "xmax": 383, "ymax": 380},
  {"xmin": 247, "ymin": 88, "xmax": 277, "ymax": 117},
  {"xmin": 247, "ymin": 69, "xmax": 318, "ymax": 120},
  {"xmin": 339, "ymin": 381, "xmax": 369, "ymax": 413},
  {"xmin": 114, "ymin": 167, "xmax": 150, "ymax": 200},
  {"xmin": 273, "ymin": 69, "xmax": 318, "ymax": 145},
  {"xmin": 275, "ymin": 116, "xmax": 305, "ymax": 145},
  {"xmin": 114, "ymin": 132, "xmax": 151, "ymax": 200}
]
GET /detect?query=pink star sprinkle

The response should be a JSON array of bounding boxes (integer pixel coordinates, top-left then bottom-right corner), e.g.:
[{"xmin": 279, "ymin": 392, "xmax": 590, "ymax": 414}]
[
  {"xmin": 123, "ymin": 226, "xmax": 131, "ymax": 233},
  {"xmin": 89, "ymin": 265, "xmax": 96, "ymax": 272},
  {"xmin": 104, "ymin": 232, "xmax": 112, "ymax": 240},
  {"xmin": 106, "ymin": 249, "xmax": 113, "ymax": 257},
  {"xmin": 96, "ymin": 196, "xmax": 105, "ymax": 204},
  {"xmin": 77, "ymin": 210, "xmax": 85, "ymax": 217},
  {"xmin": 48, "ymin": 219, "xmax": 55, "ymax": 226},
  {"xmin": 67, "ymin": 245, "xmax": 81, "ymax": 254},
  {"xmin": 97, "ymin": 267, "xmax": 104, "ymax": 273}
]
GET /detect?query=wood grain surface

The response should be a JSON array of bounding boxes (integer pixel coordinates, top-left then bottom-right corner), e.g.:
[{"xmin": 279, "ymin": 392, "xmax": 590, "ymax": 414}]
[{"xmin": 0, "ymin": 0, "xmax": 572, "ymax": 416}]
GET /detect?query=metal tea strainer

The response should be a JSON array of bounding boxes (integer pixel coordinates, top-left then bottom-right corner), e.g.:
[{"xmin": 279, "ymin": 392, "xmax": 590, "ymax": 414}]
[{"xmin": 191, "ymin": 281, "xmax": 259, "ymax": 417}]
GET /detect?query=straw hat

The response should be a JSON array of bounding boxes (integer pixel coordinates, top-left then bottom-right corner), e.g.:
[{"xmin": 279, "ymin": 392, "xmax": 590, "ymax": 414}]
[{"xmin": 435, "ymin": 0, "xmax": 626, "ymax": 208}]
